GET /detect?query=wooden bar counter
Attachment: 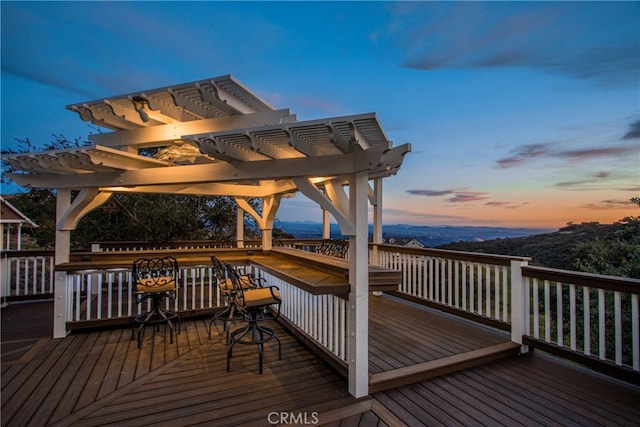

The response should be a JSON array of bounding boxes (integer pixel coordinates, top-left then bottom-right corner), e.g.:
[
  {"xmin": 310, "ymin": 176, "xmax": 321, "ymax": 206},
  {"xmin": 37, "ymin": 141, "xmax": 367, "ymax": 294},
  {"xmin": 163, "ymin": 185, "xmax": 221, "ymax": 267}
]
[{"xmin": 57, "ymin": 247, "xmax": 402, "ymax": 297}]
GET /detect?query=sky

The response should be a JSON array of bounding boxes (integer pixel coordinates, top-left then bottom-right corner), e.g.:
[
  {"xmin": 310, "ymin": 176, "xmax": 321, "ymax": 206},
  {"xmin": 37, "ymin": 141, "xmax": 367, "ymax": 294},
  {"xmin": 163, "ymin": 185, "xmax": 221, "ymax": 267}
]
[{"xmin": 1, "ymin": 1, "xmax": 639, "ymax": 229}]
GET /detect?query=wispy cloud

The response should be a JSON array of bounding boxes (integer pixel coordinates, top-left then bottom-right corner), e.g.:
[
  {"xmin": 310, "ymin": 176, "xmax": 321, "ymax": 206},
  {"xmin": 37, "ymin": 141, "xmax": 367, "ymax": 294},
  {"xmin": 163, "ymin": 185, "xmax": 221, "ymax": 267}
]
[
  {"xmin": 485, "ymin": 201, "xmax": 528, "ymax": 210},
  {"xmin": 553, "ymin": 146, "xmax": 639, "ymax": 162},
  {"xmin": 580, "ymin": 199, "xmax": 638, "ymax": 210},
  {"xmin": 448, "ymin": 191, "xmax": 489, "ymax": 203},
  {"xmin": 386, "ymin": 2, "xmax": 639, "ymax": 87},
  {"xmin": 496, "ymin": 127, "xmax": 639, "ymax": 169},
  {"xmin": 496, "ymin": 143, "xmax": 553, "ymax": 169},
  {"xmin": 485, "ymin": 201, "xmax": 510, "ymax": 207},
  {"xmin": 623, "ymin": 121, "xmax": 640, "ymax": 140},
  {"xmin": 407, "ymin": 188, "xmax": 489, "ymax": 203},
  {"xmin": 406, "ymin": 189, "xmax": 455, "ymax": 197}
]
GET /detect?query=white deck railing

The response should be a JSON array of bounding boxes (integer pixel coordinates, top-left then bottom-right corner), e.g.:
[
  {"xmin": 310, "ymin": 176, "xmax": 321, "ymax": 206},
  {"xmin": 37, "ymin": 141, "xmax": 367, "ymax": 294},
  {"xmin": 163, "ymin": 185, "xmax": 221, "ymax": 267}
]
[
  {"xmin": 64, "ymin": 265, "xmax": 221, "ymax": 322},
  {"xmin": 258, "ymin": 270, "xmax": 348, "ymax": 362},
  {"xmin": 1, "ymin": 252, "xmax": 54, "ymax": 300},
  {"xmin": 3, "ymin": 244, "xmax": 638, "ymax": 375},
  {"xmin": 374, "ymin": 244, "xmax": 639, "ymax": 374},
  {"xmin": 522, "ymin": 266, "xmax": 639, "ymax": 371},
  {"xmin": 375, "ymin": 245, "xmax": 525, "ymax": 324}
]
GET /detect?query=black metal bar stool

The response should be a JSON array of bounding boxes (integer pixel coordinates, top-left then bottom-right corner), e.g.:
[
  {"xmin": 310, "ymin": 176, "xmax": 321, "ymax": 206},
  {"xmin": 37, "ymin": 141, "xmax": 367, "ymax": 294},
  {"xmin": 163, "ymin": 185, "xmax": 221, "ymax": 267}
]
[
  {"xmin": 208, "ymin": 256, "xmax": 260, "ymax": 343},
  {"xmin": 131, "ymin": 256, "xmax": 181, "ymax": 348},
  {"xmin": 225, "ymin": 264, "xmax": 281, "ymax": 374}
]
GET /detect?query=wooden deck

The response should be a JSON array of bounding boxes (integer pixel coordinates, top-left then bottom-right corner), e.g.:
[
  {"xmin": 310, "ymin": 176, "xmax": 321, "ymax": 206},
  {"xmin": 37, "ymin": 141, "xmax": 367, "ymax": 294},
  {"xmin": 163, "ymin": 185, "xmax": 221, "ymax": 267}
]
[{"xmin": 3, "ymin": 297, "xmax": 640, "ymax": 426}]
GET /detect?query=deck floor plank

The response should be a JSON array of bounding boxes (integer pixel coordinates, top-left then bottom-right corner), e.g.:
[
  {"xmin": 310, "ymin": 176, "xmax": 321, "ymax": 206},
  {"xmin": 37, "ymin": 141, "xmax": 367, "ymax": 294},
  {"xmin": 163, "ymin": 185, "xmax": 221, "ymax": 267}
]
[
  {"xmin": 471, "ymin": 356, "xmax": 640, "ymax": 426},
  {"xmin": 37, "ymin": 332, "xmax": 104, "ymax": 426},
  {"xmin": 95, "ymin": 329, "xmax": 129, "ymax": 400},
  {"xmin": 374, "ymin": 352, "xmax": 640, "ymax": 427},
  {"xmin": 2, "ymin": 333, "xmax": 86, "ymax": 426},
  {"xmin": 3, "ymin": 296, "xmax": 640, "ymax": 427}
]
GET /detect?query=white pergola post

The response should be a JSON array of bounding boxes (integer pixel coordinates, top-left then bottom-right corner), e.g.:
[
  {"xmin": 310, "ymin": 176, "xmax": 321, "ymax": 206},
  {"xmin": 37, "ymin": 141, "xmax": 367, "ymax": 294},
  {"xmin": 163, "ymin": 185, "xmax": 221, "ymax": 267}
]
[
  {"xmin": 54, "ymin": 189, "xmax": 72, "ymax": 338},
  {"xmin": 322, "ymin": 208, "xmax": 330, "ymax": 239},
  {"xmin": 347, "ymin": 171, "xmax": 369, "ymax": 398},
  {"xmin": 236, "ymin": 206, "xmax": 245, "ymax": 248},
  {"xmin": 235, "ymin": 196, "xmax": 281, "ymax": 252},
  {"xmin": 371, "ymin": 177, "xmax": 383, "ymax": 266},
  {"xmin": 511, "ymin": 259, "xmax": 530, "ymax": 353}
]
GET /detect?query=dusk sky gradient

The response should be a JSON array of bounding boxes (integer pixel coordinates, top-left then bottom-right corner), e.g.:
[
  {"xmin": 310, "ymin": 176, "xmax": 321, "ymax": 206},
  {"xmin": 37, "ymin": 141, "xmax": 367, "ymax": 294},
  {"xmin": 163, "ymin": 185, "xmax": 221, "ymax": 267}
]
[{"xmin": 1, "ymin": 1, "xmax": 639, "ymax": 228}]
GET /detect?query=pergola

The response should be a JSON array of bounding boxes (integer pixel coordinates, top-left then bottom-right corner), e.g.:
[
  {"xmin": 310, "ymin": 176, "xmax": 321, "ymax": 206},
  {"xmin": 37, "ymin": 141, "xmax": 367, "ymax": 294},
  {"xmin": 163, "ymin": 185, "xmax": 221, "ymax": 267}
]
[{"xmin": 4, "ymin": 75, "xmax": 411, "ymax": 397}]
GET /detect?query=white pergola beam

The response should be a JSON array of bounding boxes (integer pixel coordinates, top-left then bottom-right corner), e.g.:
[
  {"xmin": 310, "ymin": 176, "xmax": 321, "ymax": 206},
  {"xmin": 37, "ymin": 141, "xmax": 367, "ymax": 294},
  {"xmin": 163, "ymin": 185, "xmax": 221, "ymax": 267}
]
[
  {"xmin": 58, "ymin": 189, "xmax": 113, "ymax": 230},
  {"xmin": 8, "ymin": 152, "xmax": 353, "ymax": 189},
  {"xmin": 89, "ymin": 109, "xmax": 295, "ymax": 148},
  {"xmin": 293, "ymin": 177, "xmax": 355, "ymax": 236}
]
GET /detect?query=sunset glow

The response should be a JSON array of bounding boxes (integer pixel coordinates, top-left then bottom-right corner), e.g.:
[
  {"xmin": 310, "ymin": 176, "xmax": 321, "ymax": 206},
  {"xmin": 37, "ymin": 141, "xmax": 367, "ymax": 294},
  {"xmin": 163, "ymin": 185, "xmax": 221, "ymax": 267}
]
[{"xmin": 2, "ymin": 2, "xmax": 638, "ymax": 230}]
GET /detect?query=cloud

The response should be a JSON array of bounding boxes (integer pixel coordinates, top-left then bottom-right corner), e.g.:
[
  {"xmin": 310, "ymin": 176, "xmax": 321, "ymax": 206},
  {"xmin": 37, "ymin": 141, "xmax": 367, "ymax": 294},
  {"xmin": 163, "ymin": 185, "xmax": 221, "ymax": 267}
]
[
  {"xmin": 553, "ymin": 146, "xmax": 638, "ymax": 162},
  {"xmin": 496, "ymin": 127, "xmax": 639, "ymax": 169},
  {"xmin": 555, "ymin": 171, "xmax": 611, "ymax": 188},
  {"xmin": 387, "ymin": 2, "xmax": 640, "ymax": 87},
  {"xmin": 496, "ymin": 143, "xmax": 553, "ymax": 169},
  {"xmin": 484, "ymin": 201, "xmax": 527, "ymax": 210},
  {"xmin": 623, "ymin": 121, "xmax": 640, "ymax": 139},
  {"xmin": 447, "ymin": 191, "xmax": 489, "ymax": 203},
  {"xmin": 581, "ymin": 199, "xmax": 638, "ymax": 210},
  {"xmin": 407, "ymin": 188, "xmax": 489, "ymax": 203},
  {"xmin": 406, "ymin": 189, "xmax": 455, "ymax": 197}
]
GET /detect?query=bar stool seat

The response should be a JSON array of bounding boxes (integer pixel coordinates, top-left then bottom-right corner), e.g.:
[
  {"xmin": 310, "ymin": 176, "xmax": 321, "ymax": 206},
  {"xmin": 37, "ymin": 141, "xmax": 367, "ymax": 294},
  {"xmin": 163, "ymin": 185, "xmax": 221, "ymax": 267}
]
[
  {"xmin": 225, "ymin": 264, "xmax": 281, "ymax": 374},
  {"xmin": 131, "ymin": 256, "xmax": 181, "ymax": 348}
]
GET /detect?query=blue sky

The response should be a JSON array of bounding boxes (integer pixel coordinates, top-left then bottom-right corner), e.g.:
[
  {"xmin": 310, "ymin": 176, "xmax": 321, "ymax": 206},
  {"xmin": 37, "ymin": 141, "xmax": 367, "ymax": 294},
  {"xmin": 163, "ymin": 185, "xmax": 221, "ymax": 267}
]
[{"xmin": 1, "ymin": 1, "xmax": 639, "ymax": 228}]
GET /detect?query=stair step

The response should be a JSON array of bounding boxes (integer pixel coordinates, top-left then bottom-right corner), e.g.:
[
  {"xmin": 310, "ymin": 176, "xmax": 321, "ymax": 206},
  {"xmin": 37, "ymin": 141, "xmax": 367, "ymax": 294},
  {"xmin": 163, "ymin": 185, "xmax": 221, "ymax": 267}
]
[{"xmin": 369, "ymin": 341, "xmax": 522, "ymax": 393}]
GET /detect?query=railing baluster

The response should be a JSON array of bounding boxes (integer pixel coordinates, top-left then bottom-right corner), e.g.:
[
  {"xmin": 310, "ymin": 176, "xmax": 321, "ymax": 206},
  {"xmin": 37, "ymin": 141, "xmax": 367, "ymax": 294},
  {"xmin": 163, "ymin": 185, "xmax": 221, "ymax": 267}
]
[
  {"xmin": 544, "ymin": 280, "xmax": 551, "ymax": 342},
  {"xmin": 556, "ymin": 282, "xmax": 563, "ymax": 347},
  {"xmin": 633, "ymin": 294, "xmax": 639, "ymax": 371},
  {"xmin": 584, "ymin": 286, "xmax": 591, "ymax": 356},
  {"xmin": 614, "ymin": 291, "xmax": 622, "ymax": 366},
  {"xmin": 533, "ymin": 278, "xmax": 539, "ymax": 339},
  {"xmin": 96, "ymin": 273, "xmax": 103, "ymax": 320},
  {"xmin": 476, "ymin": 264, "xmax": 483, "ymax": 316},
  {"xmin": 570, "ymin": 284, "xmax": 576, "ymax": 351},
  {"xmin": 485, "ymin": 265, "xmax": 491, "ymax": 316},
  {"xmin": 502, "ymin": 266, "xmax": 508, "ymax": 321},
  {"xmin": 599, "ymin": 288, "xmax": 606, "ymax": 360}
]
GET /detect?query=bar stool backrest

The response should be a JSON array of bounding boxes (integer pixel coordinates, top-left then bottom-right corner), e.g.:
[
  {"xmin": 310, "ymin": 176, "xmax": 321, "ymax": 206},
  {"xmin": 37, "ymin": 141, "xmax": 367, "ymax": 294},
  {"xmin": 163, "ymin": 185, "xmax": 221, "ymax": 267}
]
[{"xmin": 132, "ymin": 256, "xmax": 179, "ymax": 295}]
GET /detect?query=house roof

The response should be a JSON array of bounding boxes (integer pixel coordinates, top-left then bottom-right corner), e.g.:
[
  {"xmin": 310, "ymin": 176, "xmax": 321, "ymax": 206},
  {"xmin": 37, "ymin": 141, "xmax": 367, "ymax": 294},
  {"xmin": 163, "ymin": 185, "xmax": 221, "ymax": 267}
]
[
  {"xmin": 4, "ymin": 75, "xmax": 410, "ymax": 198},
  {"xmin": 0, "ymin": 196, "xmax": 37, "ymax": 227}
]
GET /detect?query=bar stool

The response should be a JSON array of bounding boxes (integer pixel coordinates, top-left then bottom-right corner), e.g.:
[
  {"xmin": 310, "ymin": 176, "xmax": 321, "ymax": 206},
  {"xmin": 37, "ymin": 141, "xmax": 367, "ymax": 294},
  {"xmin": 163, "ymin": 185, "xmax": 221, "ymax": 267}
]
[
  {"xmin": 225, "ymin": 264, "xmax": 281, "ymax": 374},
  {"xmin": 208, "ymin": 256, "xmax": 259, "ymax": 342},
  {"xmin": 131, "ymin": 256, "xmax": 180, "ymax": 348}
]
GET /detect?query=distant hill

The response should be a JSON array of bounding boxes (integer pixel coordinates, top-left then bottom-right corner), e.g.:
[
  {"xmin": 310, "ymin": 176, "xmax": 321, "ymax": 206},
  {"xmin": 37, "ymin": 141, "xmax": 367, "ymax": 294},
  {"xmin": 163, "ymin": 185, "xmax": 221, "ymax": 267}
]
[
  {"xmin": 436, "ymin": 218, "xmax": 640, "ymax": 277},
  {"xmin": 275, "ymin": 218, "xmax": 640, "ymax": 278},
  {"xmin": 274, "ymin": 221, "xmax": 552, "ymax": 247}
]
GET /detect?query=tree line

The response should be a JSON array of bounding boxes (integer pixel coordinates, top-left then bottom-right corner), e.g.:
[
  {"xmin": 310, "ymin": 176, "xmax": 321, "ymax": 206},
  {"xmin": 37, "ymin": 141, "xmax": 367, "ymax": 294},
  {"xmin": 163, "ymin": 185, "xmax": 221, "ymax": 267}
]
[
  {"xmin": 437, "ymin": 216, "xmax": 640, "ymax": 279},
  {"xmin": 1, "ymin": 136, "xmax": 292, "ymax": 249}
]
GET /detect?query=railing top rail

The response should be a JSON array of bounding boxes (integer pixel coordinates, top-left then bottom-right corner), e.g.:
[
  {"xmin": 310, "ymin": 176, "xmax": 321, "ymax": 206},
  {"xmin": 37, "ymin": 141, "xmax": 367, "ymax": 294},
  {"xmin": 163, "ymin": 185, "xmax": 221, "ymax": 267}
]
[
  {"xmin": 522, "ymin": 265, "xmax": 640, "ymax": 294},
  {"xmin": 1, "ymin": 249, "xmax": 56, "ymax": 257},
  {"xmin": 374, "ymin": 243, "xmax": 531, "ymax": 266}
]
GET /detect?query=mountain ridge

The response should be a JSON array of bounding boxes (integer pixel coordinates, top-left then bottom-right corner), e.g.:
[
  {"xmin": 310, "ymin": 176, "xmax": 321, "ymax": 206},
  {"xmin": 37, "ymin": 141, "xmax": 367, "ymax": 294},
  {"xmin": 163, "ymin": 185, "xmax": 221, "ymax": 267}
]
[{"xmin": 274, "ymin": 220, "xmax": 553, "ymax": 248}]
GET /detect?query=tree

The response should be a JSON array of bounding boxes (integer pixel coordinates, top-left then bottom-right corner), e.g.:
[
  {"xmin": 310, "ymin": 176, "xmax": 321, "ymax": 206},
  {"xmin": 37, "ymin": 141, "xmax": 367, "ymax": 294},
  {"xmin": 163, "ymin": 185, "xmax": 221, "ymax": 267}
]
[
  {"xmin": 2, "ymin": 136, "xmax": 261, "ymax": 249},
  {"xmin": 572, "ymin": 217, "xmax": 640, "ymax": 278}
]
